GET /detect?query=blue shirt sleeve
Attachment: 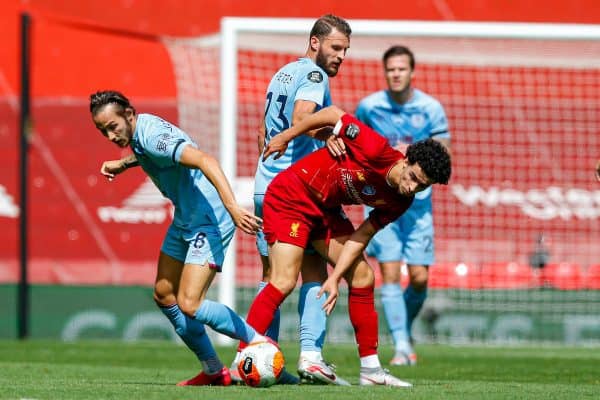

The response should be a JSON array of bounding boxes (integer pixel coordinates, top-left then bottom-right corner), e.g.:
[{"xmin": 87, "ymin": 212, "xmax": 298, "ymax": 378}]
[
  {"xmin": 355, "ymin": 99, "xmax": 369, "ymax": 124},
  {"xmin": 429, "ymin": 101, "xmax": 450, "ymax": 139},
  {"xmin": 141, "ymin": 119, "xmax": 195, "ymax": 168},
  {"xmin": 294, "ymin": 68, "xmax": 329, "ymax": 106}
]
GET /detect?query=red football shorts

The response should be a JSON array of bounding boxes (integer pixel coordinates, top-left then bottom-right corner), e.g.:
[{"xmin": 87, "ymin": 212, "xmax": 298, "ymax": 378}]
[{"xmin": 263, "ymin": 170, "xmax": 354, "ymax": 249}]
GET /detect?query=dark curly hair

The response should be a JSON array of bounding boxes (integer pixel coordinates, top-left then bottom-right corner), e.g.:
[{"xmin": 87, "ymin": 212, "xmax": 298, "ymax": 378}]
[
  {"xmin": 89, "ymin": 90, "xmax": 136, "ymax": 116},
  {"xmin": 406, "ymin": 139, "xmax": 451, "ymax": 185}
]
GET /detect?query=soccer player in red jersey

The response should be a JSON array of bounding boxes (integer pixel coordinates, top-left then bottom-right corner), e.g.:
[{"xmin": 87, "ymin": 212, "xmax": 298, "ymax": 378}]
[{"xmin": 243, "ymin": 105, "xmax": 451, "ymax": 387}]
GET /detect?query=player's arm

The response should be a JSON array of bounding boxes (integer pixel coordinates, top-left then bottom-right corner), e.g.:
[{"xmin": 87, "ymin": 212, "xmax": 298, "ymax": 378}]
[
  {"xmin": 292, "ymin": 100, "xmax": 345, "ymax": 154},
  {"xmin": 291, "ymin": 99, "xmax": 318, "ymax": 127},
  {"xmin": 263, "ymin": 105, "xmax": 346, "ymax": 160},
  {"xmin": 261, "ymin": 100, "xmax": 318, "ymax": 158},
  {"xmin": 318, "ymin": 219, "xmax": 378, "ymax": 315},
  {"xmin": 596, "ymin": 159, "xmax": 600, "ymax": 181},
  {"xmin": 100, "ymin": 154, "xmax": 139, "ymax": 181},
  {"xmin": 178, "ymin": 145, "xmax": 262, "ymax": 234}
]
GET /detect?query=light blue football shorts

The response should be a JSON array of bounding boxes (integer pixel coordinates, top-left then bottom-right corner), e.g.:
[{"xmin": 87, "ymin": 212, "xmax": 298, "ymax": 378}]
[
  {"xmin": 365, "ymin": 201, "xmax": 434, "ymax": 266},
  {"xmin": 161, "ymin": 223, "xmax": 234, "ymax": 271}
]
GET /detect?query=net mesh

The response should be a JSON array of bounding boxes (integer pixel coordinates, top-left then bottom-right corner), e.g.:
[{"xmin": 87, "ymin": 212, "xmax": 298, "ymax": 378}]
[{"xmin": 165, "ymin": 29, "xmax": 600, "ymax": 344}]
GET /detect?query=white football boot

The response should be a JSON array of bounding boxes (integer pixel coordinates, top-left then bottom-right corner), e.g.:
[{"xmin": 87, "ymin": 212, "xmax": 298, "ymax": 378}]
[
  {"xmin": 359, "ymin": 367, "xmax": 412, "ymax": 387},
  {"xmin": 297, "ymin": 355, "xmax": 351, "ymax": 386}
]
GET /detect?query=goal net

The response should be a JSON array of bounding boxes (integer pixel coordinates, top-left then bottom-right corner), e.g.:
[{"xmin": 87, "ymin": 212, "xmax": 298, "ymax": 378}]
[{"xmin": 165, "ymin": 18, "xmax": 600, "ymax": 345}]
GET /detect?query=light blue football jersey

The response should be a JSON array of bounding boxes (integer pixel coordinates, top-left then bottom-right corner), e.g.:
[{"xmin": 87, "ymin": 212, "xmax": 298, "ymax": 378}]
[
  {"xmin": 130, "ymin": 114, "xmax": 233, "ymax": 235},
  {"xmin": 355, "ymin": 89, "xmax": 450, "ymax": 203},
  {"xmin": 254, "ymin": 57, "xmax": 331, "ymax": 195}
]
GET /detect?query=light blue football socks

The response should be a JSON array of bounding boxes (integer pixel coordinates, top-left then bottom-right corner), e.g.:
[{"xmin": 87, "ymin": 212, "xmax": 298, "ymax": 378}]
[
  {"xmin": 160, "ymin": 303, "xmax": 217, "ymax": 361},
  {"xmin": 298, "ymin": 282, "xmax": 327, "ymax": 352},
  {"xmin": 194, "ymin": 299, "xmax": 258, "ymax": 343},
  {"xmin": 381, "ymin": 283, "xmax": 412, "ymax": 352}
]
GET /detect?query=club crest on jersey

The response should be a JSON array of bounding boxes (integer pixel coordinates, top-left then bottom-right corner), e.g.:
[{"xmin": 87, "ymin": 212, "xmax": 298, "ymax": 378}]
[
  {"xmin": 307, "ymin": 70, "xmax": 323, "ymax": 83},
  {"xmin": 362, "ymin": 185, "xmax": 376, "ymax": 196},
  {"xmin": 289, "ymin": 222, "xmax": 300, "ymax": 237},
  {"xmin": 346, "ymin": 123, "xmax": 360, "ymax": 139}
]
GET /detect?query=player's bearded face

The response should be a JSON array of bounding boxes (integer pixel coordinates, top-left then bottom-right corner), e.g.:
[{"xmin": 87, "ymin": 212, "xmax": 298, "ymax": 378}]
[
  {"xmin": 93, "ymin": 105, "xmax": 134, "ymax": 148},
  {"xmin": 315, "ymin": 30, "xmax": 350, "ymax": 77},
  {"xmin": 385, "ymin": 54, "xmax": 413, "ymax": 94}
]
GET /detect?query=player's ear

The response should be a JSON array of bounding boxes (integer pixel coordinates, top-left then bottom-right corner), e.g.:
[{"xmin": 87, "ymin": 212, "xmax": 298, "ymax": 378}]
[
  {"xmin": 309, "ymin": 36, "xmax": 320, "ymax": 52},
  {"xmin": 125, "ymin": 107, "xmax": 135, "ymax": 121}
]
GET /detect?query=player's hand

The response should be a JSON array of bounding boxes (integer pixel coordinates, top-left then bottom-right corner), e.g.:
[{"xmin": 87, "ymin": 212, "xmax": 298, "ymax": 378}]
[
  {"xmin": 100, "ymin": 160, "xmax": 127, "ymax": 181},
  {"xmin": 326, "ymin": 134, "xmax": 346, "ymax": 158},
  {"xmin": 318, "ymin": 276, "xmax": 340, "ymax": 315},
  {"xmin": 262, "ymin": 135, "xmax": 289, "ymax": 161},
  {"xmin": 230, "ymin": 205, "xmax": 263, "ymax": 235},
  {"xmin": 596, "ymin": 159, "xmax": 600, "ymax": 181}
]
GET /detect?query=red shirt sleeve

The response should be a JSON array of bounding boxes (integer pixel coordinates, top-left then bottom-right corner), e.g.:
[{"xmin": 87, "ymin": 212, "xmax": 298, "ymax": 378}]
[
  {"xmin": 367, "ymin": 198, "xmax": 414, "ymax": 231},
  {"xmin": 336, "ymin": 114, "xmax": 403, "ymax": 172}
]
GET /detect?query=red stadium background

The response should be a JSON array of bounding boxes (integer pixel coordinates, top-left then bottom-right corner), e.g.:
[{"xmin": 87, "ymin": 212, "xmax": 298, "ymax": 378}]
[{"xmin": 0, "ymin": 0, "xmax": 599, "ymax": 287}]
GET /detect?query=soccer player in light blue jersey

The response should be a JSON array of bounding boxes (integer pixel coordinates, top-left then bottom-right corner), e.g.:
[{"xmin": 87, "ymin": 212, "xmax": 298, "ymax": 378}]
[
  {"xmin": 231, "ymin": 14, "xmax": 352, "ymax": 386},
  {"xmin": 356, "ymin": 45, "xmax": 452, "ymax": 366},
  {"xmin": 90, "ymin": 90, "xmax": 265, "ymax": 386}
]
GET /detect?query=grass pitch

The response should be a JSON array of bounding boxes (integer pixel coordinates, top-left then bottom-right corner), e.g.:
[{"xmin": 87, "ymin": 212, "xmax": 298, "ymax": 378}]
[{"xmin": 1, "ymin": 340, "xmax": 598, "ymax": 399}]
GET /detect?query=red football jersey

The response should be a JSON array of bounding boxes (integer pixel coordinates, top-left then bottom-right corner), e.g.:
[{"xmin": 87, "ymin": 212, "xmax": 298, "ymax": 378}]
[{"xmin": 288, "ymin": 113, "xmax": 414, "ymax": 230}]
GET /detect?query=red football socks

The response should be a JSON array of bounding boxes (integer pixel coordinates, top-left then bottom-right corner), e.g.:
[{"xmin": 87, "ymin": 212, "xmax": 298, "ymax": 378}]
[
  {"xmin": 239, "ymin": 283, "xmax": 286, "ymax": 350},
  {"xmin": 348, "ymin": 286, "xmax": 379, "ymax": 357}
]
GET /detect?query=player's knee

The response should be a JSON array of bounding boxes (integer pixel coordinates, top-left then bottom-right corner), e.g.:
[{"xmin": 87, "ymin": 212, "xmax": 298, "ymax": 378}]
[
  {"xmin": 409, "ymin": 269, "xmax": 429, "ymax": 291},
  {"xmin": 153, "ymin": 282, "xmax": 176, "ymax": 306},
  {"xmin": 177, "ymin": 296, "xmax": 201, "ymax": 318},
  {"xmin": 349, "ymin": 262, "xmax": 375, "ymax": 288},
  {"xmin": 269, "ymin": 276, "xmax": 295, "ymax": 296},
  {"xmin": 381, "ymin": 268, "xmax": 400, "ymax": 284},
  {"xmin": 379, "ymin": 261, "xmax": 404, "ymax": 283}
]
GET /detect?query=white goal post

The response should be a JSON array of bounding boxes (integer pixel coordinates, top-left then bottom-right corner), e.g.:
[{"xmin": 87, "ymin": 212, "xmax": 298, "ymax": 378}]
[{"xmin": 166, "ymin": 17, "xmax": 600, "ymax": 345}]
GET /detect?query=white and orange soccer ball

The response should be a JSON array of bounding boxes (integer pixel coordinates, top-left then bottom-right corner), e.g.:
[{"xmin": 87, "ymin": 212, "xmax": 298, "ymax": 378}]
[{"xmin": 237, "ymin": 341, "xmax": 284, "ymax": 387}]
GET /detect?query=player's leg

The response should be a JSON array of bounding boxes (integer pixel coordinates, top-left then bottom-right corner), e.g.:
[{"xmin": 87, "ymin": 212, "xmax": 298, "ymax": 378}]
[
  {"xmin": 176, "ymin": 226, "xmax": 270, "ymax": 386},
  {"xmin": 296, "ymin": 253, "xmax": 350, "ymax": 385},
  {"xmin": 313, "ymin": 230, "xmax": 411, "ymax": 387},
  {"xmin": 401, "ymin": 206, "xmax": 434, "ymax": 362},
  {"xmin": 404, "ymin": 265, "xmax": 428, "ymax": 334},
  {"xmin": 254, "ymin": 192, "xmax": 281, "ymax": 342},
  {"xmin": 298, "ymin": 253, "xmax": 327, "ymax": 358},
  {"xmin": 230, "ymin": 215, "xmax": 298, "ymax": 384},
  {"xmin": 154, "ymin": 226, "xmax": 228, "ymax": 386},
  {"xmin": 245, "ymin": 241, "xmax": 304, "ymax": 336},
  {"xmin": 230, "ymin": 192, "xmax": 291, "ymax": 383},
  {"xmin": 178, "ymin": 227, "xmax": 264, "ymax": 344},
  {"xmin": 365, "ymin": 216, "xmax": 414, "ymax": 365}
]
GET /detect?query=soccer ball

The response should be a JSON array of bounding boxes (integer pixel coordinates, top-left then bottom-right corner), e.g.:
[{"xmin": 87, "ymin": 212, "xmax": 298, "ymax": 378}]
[{"xmin": 237, "ymin": 341, "xmax": 284, "ymax": 387}]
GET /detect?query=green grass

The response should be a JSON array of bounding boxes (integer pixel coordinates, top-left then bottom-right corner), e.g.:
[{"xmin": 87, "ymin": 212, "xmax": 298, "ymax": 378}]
[{"xmin": 1, "ymin": 340, "xmax": 598, "ymax": 399}]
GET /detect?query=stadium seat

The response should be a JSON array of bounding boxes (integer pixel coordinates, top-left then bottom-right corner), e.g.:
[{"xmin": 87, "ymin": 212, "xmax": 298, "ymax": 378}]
[
  {"xmin": 480, "ymin": 262, "xmax": 535, "ymax": 289},
  {"xmin": 585, "ymin": 264, "xmax": 600, "ymax": 290},
  {"xmin": 540, "ymin": 262, "xmax": 584, "ymax": 290},
  {"xmin": 429, "ymin": 262, "xmax": 481, "ymax": 289}
]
